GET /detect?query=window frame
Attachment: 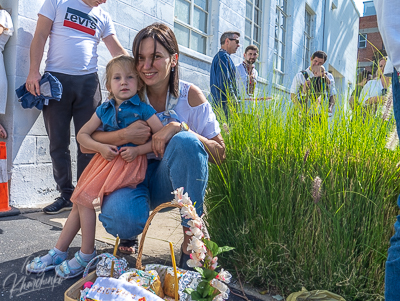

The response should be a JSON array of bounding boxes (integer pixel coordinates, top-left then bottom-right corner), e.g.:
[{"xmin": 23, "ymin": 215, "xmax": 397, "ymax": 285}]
[
  {"xmin": 273, "ymin": 0, "xmax": 288, "ymax": 85},
  {"xmin": 358, "ymin": 33, "xmax": 367, "ymax": 49},
  {"xmin": 174, "ymin": 0, "xmax": 210, "ymax": 55},
  {"xmin": 303, "ymin": 9, "xmax": 313, "ymax": 70}
]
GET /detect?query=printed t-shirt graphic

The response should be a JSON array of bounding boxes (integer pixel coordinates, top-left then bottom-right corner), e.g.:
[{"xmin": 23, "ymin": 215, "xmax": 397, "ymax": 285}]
[{"xmin": 64, "ymin": 7, "xmax": 97, "ymax": 36}]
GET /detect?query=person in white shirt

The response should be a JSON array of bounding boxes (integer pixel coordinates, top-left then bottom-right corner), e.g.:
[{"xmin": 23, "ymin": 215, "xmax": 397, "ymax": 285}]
[
  {"xmin": 25, "ymin": 0, "xmax": 130, "ymax": 215},
  {"xmin": 236, "ymin": 45, "xmax": 259, "ymax": 99},
  {"xmin": 290, "ymin": 50, "xmax": 337, "ymax": 113},
  {"xmin": 359, "ymin": 56, "xmax": 390, "ymax": 115}
]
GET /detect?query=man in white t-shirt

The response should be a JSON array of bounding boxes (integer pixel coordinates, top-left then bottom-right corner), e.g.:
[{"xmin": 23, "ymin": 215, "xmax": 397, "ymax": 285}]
[
  {"xmin": 290, "ymin": 50, "xmax": 337, "ymax": 114},
  {"xmin": 236, "ymin": 45, "xmax": 259, "ymax": 99},
  {"xmin": 25, "ymin": 0, "xmax": 134, "ymax": 214}
]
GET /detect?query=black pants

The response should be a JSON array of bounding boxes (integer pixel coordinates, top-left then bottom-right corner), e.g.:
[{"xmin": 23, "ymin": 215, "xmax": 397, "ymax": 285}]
[{"xmin": 43, "ymin": 72, "xmax": 101, "ymax": 200}]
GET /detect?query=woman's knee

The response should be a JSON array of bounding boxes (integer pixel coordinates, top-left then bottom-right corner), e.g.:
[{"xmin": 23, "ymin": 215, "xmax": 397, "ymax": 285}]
[
  {"xmin": 167, "ymin": 132, "xmax": 208, "ymax": 162},
  {"xmin": 99, "ymin": 187, "xmax": 149, "ymax": 239}
]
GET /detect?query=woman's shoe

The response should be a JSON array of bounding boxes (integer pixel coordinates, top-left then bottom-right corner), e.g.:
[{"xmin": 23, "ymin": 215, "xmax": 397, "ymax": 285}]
[
  {"xmin": 55, "ymin": 251, "xmax": 95, "ymax": 279},
  {"xmin": 118, "ymin": 238, "xmax": 139, "ymax": 254},
  {"xmin": 26, "ymin": 248, "xmax": 67, "ymax": 273},
  {"xmin": 178, "ymin": 247, "xmax": 195, "ymax": 271}
]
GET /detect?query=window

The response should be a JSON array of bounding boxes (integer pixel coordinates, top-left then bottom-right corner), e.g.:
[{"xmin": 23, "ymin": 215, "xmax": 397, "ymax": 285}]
[
  {"xmin": 274, "ymin": 0, "xmax": 287, "ymax": 85},
  {"xmin": 244, "ymin": 0, "xmax": 262, "ymax": 71},
  {"xmin": 358, "ymin": 34, "xmax": 367, "ymax": 48},
  {"xmin": 303, "ymin": 10, "xmax": 313, "ymax": 70},
  {"xmin": 174, "ymin": 0, "xmax": 209, "ymax": 54}
]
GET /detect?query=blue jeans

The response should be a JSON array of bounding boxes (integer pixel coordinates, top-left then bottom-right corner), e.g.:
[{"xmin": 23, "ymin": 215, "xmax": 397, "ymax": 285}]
[
  {"xmin": 99, "ymin": 131, "xmax": 209, "ymax": 240},
  {"xmin": 386, "ymin": 69, "xmax": 400, "ymax": 300}
]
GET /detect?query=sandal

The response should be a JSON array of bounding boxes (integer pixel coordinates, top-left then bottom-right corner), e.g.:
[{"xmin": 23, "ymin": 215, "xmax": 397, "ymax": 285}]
[
  {"xmin": 55, "ymin": 251, "xmax": 95, "ymax": 279},
  {"xmin": 118, "ymin": 238, "xmax": 139, "ymax": 254},
  {"xmin": 26, "ymin": 248, "xmax": 67, "ymax": 273}
]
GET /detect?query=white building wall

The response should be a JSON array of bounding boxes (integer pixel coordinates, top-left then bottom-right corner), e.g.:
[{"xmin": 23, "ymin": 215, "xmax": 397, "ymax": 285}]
[
  {"xmin": 1, "ymin": 0, "xmax": 359, "ymax": 207},
  {"xmin": 324, "ymin": 0, "xmax": 360, "ymax": 104}
]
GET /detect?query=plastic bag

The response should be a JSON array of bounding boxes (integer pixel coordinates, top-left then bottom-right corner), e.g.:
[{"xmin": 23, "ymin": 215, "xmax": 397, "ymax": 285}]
[
  {"xmin": 83, "ymin": 253, "xmax": 128, "ymax": 279},
  {"xmin": 286, "ymin": 287, "xmax": 346, "ymax": 301}
]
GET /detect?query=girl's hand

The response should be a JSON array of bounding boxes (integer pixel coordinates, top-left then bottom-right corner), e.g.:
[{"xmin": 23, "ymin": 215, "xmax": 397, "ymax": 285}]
[
  {"xmin": 152, "ymin": 122, "xmax": 180, "ymax": 158},
  {"xmin": 120, "ymin": 146, "xmax": 139, "ymax": 163},
  {"xmin": 99, "ymin": 144, "xmax": 119, "ymax": 161}
]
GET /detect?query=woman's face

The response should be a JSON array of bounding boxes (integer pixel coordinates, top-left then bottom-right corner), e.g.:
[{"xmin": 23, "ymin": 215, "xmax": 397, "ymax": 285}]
[
  {"xmin": 378, "ymin": 58, "xmax": 386, "ymax": 76},
  {"xmin": 136, "ymin": 37, "xmax": 177, "ymax": 89}
]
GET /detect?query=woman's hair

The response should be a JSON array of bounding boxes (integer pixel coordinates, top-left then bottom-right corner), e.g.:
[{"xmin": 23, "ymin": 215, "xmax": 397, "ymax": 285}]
[
  {"xmin": 132, "ymin": 23, "xmax": 179, "ymax": 98},
  {"xmin": 105, "ymin": 55, "xmax": 143, "ymax": 100}
]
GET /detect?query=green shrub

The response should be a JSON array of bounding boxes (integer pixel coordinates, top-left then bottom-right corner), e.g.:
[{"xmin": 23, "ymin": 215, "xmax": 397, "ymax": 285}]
[{"xmin": 206, "ymin": 98, "xmax": 400, "ymax": 300}]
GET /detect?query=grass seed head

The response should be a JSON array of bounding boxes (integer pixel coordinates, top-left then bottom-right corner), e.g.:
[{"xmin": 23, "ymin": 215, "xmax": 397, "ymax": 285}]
[{"xmin": 312, "ymin": 176, "xmax": 322, "ymax": 204}]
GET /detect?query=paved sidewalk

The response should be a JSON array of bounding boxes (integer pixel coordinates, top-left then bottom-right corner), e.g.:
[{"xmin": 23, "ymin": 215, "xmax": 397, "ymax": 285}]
[{"xmin": 0, "ymin": 207, "xmax": 275, "ymax": 301}]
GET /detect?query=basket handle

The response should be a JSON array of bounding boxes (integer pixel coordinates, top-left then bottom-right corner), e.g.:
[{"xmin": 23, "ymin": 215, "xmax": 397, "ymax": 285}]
[{"xmin": 136, "ymin": 202, "xmax": 182, "ymax": 270}]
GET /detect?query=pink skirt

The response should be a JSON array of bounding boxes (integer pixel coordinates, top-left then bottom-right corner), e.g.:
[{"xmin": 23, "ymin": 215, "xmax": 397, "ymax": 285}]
[{"xmin": 71, "ymin": 153, "xmax": 147, "ymax": 209}]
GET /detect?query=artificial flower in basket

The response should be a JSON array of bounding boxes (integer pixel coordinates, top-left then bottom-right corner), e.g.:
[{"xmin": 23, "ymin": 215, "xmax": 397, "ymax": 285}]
[{"xmin": 171, "ymin": 188, "xmax": 234, "ymax": 301}]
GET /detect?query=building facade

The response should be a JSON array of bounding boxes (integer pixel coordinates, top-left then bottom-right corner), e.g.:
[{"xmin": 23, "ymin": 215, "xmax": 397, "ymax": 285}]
[
  {"xmin": 0, "ymin": 0, "xmax": 359, "ymax": 207},
  {"xmin": 357, "ymin": 1, "xmax": 384, "ymax": 75}
]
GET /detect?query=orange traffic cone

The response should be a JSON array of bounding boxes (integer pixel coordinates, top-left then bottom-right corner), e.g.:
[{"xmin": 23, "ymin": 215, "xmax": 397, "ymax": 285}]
[{"xmin": 0, "ymin": 142, "xmax": 19, "ymax": 217}]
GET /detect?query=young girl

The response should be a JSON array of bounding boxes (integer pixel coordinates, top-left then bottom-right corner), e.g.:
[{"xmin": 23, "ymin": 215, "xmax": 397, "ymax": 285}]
[{"xmin": 26, "ymin": 55, "xmax": 163, "ymax": 278}]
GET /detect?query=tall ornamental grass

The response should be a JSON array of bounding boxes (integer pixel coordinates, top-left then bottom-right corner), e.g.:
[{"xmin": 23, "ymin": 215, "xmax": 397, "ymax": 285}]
[{"xmin": 205, "ymin": 98, "xmax": 400, "ymax": 300}]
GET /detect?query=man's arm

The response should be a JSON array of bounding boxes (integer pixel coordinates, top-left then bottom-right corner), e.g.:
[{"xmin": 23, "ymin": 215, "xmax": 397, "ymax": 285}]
[
  {"xmin": 103, "ymin": 34, "xmax": 129, "ymax": 57},
  {"xmin": 290, "ymin": 73, "xmax": 304, "ymax": 105},
  {"xmin": 26, "ymin": 15, "xmax": 53, "ymax": 96},
  {"xmin": 218, "ymin": 54, "xmax": 237, "ymax": 100},
  {"xmin": 227, "ymin": 57, "xmax": 238, "ymax": 98}
]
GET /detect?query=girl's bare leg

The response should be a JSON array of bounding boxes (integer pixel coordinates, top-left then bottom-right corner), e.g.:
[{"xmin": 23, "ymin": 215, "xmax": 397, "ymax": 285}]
[
  {"xmin": 55, "ymin": 204, "xmax": 81, "ymax": 252},
  {"xmin": 77, "ymin": 204, "xmax": 96, "ymax": 255}
]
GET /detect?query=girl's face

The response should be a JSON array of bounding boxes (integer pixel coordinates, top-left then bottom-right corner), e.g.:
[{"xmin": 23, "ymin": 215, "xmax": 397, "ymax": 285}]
[
  {"xmin": 108, "ymin": 64, "xmax": 139, "ymax": 104},
  {"xmin": 136, "ymin": 37, "xmax": 177, "ymax": 89}
]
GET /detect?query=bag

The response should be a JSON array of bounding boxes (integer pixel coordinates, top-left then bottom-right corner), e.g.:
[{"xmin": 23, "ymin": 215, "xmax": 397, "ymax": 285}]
[
  {"xmin": 85, "ymin": 277, "xmax": 164, "ymax": 301},
  {"xmin": 286, "ymin": 287, "xmax": 346, "ymax": 301},
  {"xmin": 83, "ymin": 253, "xmax": 128, "ymax": 279}
]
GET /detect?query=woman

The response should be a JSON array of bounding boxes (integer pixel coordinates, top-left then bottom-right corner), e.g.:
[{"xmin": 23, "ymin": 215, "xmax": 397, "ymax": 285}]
[
  {"xmin": 0, "ymin": 6, "xmax": 13, "ymax": 138},
  {"xmin": 348, "ymin": 69, "xmax": 371, "ymax": 110},
  {"xmin": 359, "ymin": 57, "xmax": 391, "ymax": 115},
  {"xmin": 91, "ymin": 23, "xmax": 225, "ymax": 267}
]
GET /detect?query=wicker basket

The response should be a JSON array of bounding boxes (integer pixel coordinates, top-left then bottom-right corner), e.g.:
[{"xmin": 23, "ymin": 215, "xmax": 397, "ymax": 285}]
[{"xmin": 64, "ymin": 202, "xmax": 182, "ymax": 301}]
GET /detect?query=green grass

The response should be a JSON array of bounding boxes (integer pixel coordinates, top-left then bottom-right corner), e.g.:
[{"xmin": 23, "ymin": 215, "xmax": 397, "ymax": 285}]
[{"xmin": 205, "ymin": 97, "xmax": 400, "ymax": 300}]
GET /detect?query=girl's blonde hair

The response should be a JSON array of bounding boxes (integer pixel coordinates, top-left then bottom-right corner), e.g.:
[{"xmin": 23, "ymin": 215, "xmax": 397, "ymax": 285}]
[{"xmin": 105, "ymin": 55, "xmax": 144, "ymax": 100}]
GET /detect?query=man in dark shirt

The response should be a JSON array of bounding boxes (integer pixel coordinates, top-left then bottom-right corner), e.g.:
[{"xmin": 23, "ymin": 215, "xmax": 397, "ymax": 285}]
[{"xmin": 210, "ymin": 31, "xmax": 240, "ymax": 115}]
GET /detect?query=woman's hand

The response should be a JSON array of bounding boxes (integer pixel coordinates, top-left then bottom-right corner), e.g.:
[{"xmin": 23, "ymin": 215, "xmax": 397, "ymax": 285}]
[
  {"xmin": 151, "ymin": 122, "xmax": 180, "ymax": 158},
  {"xmin": 123, "ymin": 120, "xmax": 152, "ymax": 145},
  {"xmin": 99, "ymin": 144, "xmax": 119, "ymax": 161},
  {"xmin": 120, "ymin": 146, "xmax": 140, "ymax": 163}
]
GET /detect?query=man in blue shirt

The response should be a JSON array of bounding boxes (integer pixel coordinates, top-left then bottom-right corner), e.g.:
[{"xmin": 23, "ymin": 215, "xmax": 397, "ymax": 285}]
[{"xmin": 210, "ymin": 31, "xmax": 240, "ymax": 115}]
